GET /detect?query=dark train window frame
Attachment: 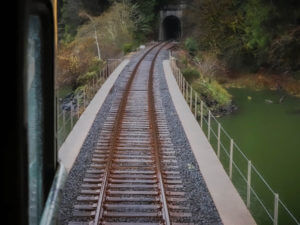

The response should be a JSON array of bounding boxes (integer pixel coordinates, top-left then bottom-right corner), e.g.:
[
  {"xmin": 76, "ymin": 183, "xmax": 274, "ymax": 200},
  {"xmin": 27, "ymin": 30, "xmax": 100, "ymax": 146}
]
[{"xmin": 26, "ymin": 1, "xmax": 56, "ymax": 224}]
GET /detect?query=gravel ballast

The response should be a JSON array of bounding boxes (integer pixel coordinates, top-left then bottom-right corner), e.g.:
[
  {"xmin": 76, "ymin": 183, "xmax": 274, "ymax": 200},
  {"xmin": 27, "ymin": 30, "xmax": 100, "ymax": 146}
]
[
  {"xmin": 59, "ymin": 46, "xmax": 222, "ymax": 225},
  {"xmin": 154, "ymin": 49, "xmax": 222, "ymax": 225},
  {"xmin": 58, "ymin": 50, "xmax": 147, "ymax": 225}
]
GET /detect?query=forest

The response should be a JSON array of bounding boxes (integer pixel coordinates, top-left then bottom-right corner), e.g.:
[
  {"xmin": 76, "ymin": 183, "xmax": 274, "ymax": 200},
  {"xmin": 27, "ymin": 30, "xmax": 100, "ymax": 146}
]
[{"xmin": 184, "ymin": 0, "xmax": 299, "ymax": 74}]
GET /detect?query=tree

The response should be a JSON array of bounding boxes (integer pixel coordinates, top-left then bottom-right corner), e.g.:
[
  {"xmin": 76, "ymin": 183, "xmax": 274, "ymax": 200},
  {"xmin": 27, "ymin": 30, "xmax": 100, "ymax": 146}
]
[{"xmin": 183, "ymin": 0, "xmax": 300, "ymax": 73}]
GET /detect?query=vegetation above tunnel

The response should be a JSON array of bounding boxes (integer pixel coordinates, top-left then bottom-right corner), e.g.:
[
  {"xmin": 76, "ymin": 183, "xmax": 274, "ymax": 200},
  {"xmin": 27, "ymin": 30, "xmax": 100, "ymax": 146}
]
[{"xmin": 183, "ymin": 0, "xmax": 300, "ymax": 76}]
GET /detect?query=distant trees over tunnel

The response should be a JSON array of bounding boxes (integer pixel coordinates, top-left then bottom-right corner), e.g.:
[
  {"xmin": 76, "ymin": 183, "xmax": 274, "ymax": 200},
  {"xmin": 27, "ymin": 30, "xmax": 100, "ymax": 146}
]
[{"xmin": 183, "ymin": 0, "xmax": 300, "ymax": 74}]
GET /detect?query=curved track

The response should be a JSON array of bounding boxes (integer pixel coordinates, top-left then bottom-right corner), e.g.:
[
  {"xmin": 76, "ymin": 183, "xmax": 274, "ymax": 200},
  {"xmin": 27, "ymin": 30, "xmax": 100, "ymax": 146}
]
[{"xmin": 69, "ymin": 43, "xmax": 194, "ymax": 225}]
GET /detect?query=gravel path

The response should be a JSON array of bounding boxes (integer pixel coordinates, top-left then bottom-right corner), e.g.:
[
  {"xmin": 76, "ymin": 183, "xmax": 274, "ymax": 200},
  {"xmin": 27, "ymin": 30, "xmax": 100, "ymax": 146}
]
[{"xmin": 59, "ymin": 46, "xmax": 222, "ymax": 225}]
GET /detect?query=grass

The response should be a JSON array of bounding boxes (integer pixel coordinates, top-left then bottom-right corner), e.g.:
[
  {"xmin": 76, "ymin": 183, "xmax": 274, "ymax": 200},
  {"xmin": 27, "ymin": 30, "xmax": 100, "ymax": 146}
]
[
  {"xmin": 57, "ymin": 85, "xmax": 73, "ymax": 99},
  {"xmin": 182, "ymin": 67, "xmax": 200, "ymax": 83},
  {"xmin": 221, "ymin": 73, "xmax": 300, "ymax": 98},
  {"xmin": 192, "ymin": 77, "xmax": 232, "ymax": 107}
]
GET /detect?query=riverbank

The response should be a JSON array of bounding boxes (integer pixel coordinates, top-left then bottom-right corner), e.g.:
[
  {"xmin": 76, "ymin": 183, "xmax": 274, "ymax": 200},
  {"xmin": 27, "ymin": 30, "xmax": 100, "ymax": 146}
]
[
  {"xmin": 171, "ymin": 48, "xmax": 236, "ymax": 116},
  {"xmin": 172, "ymin": 46, "xmax": 300, "ymax": 117},
  {"xmin": 219, "ymin": 72, "xmax": 300, "ymax": 98}
]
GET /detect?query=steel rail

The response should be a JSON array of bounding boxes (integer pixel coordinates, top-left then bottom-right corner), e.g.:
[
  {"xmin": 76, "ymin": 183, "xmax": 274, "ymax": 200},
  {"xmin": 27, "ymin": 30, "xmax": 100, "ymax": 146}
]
[
  {"xmin": 70, "ymin": 42, "xmax": 193, "ymax": 225},
  {"xmin": 148, "ymin": 42, "xmax": 171, "ymax": 225},
  {"xmin": 93, "ymin": 42, "xmax": 163, "ymax": 225}
]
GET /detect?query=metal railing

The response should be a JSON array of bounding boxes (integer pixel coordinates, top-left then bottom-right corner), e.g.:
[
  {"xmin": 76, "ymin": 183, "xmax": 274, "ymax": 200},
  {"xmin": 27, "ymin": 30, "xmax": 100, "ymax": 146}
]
[
  {"xmin": 56, "ymin": 59, "xmax": 122, "ymax": 149},
  {"xmin": 169, "ymin": 55, "xmax": 299, "ymax": 225}
]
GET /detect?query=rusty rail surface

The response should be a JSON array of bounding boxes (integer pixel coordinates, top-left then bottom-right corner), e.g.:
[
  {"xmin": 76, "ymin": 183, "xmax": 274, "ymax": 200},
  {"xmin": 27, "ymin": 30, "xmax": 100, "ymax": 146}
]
[{"xmin": 69, "ymin": 43, "xmax": 194, "ymax": 225}]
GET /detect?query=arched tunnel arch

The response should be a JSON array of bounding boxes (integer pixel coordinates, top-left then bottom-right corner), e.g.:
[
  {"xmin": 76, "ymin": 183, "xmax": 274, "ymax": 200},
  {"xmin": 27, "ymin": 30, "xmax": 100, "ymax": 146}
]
[{"xmin": 163, "ymin": 15, "xmax": 181, "ymax": 40}]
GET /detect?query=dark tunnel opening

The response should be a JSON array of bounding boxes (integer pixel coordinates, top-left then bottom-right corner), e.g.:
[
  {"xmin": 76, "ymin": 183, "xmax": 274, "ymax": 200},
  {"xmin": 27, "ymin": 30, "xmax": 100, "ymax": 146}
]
[{"xmin": 163, "ymin": 16, "xmax": 181, "ymax": 40}]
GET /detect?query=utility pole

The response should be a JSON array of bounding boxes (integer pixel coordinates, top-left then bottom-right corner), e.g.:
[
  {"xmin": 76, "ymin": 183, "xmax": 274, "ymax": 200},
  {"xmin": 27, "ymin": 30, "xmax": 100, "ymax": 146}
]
[{"xmin": 80, "ymin": 12, "xmax": 101, "ymax": 60}]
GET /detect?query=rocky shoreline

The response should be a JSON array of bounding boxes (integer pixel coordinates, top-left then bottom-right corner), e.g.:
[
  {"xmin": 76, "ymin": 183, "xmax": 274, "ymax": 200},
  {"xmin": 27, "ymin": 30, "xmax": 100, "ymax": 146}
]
[{"xmin": 199, "ymin": 94, "xmax": 238, "ymax": 117}]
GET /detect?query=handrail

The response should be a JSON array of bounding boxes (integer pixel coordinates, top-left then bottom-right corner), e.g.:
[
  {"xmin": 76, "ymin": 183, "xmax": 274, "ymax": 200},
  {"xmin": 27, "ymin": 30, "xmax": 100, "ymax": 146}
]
[
  {"xmin": 169, "ymin": 53, "xmax": 299, "ymax": 225},
  {"xmin": 56, "ymin": 58, "xmax": 123, "ymax": 149}
]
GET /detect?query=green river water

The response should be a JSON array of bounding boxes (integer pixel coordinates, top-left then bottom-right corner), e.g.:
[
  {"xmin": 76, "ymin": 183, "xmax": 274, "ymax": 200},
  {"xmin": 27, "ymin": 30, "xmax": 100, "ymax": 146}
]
[{"xmin": 218, "ymin": 88, "xmax": 300, "ymax": 224}]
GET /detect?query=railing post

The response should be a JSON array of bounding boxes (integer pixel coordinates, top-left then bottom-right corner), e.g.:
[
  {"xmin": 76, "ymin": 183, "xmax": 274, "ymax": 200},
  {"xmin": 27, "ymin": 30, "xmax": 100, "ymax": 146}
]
[
  {"xmin": 70, "ymin": 104, "xmax": 73, "ymax": 128},
  {"xmin": 180, "ymin": 72, "xmax": 182, "ymax": 91},
  {"xmin": 208, "ymin": 110, "xmax": 211, "ymax": 141},
  {"xmin": 62, "ymin": 109, "xmax": 65, "ymax": 133},
  {"xmin": 229, "ymin": 139, "xmax": 234, "ymax": 179},
  {"xmin": 181, "ymin": 73, "xmax": 183, "ymax": 94},
  {"xmin": 175, "ymin": 65, "xmax": 178, "ymax": 83},
  {"xmin": 77, "ymin": 94, "xmax": 80, "ymax": 119},
  {"xmin": 181, "ymin": 73, "xmax": 183, "ymax": 93},
  {"xmin": 183, "ymin": 80, "xmax": 186, "ymax": 98},
  {"xmin": 180, "ymin": 72, "xmax": 182, "ymax": 92},
  {"xmin": 106, "ymin": 62, "xmax": 109, "ymax": 78},
  {"xmin": 247, "ymin": 160, "xmax": 252, "ymax": 208},
  {"xmin": 190, "ymin": 87, "xmax": 193, "ymax": 109},
  {"xmin": 217, "ymin": 123, "xmax": 221, "ymax": 158},
  {"xmin": 200, "ymin": 100, "xmax": 203, "ymax": 128},
  {"xmin": 183, "ymin": 80, "xmax": 186, "ymax": 99},
  {"xmin": 83, "ymin": 90, "xmax": 86, "ymax": 110},
  {"xmin": 194, "ymin": 93, "xmax": 197, "ymax": 117},
  {"xmin": 186, "ymin": 82, "xmax": 189, "ymax": 101},
  {"xmin": 274, "ymin": 193, "xmax": 279, "ymax": 225},
  {"xmin": 98, "ymin": 66, "xmax": 101, "ymax": 81},
  {"xmin": 177, "ymin": 68, "xmax": 179, "ymax": 88},
  {"xmin": 93, "ymin": 77, "xmax": 95, "ymax": 93},
  {"xmin": 175, "ymin": 64, "xmax": 178, "ymax": 83}
]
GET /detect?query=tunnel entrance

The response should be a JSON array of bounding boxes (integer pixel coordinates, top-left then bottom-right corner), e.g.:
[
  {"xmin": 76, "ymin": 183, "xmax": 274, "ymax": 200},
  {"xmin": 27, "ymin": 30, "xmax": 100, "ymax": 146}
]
[{"xmin": 163, "ymin": 15, "xmax": 181, "ymax": 40}]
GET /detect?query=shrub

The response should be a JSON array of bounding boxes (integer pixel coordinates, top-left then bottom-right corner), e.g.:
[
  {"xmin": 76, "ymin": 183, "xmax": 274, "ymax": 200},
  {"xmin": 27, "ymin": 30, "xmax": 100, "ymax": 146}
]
[
  {"xmin": 56, "ymin": 52, "xmax": 80, "ymax": 89},
  {"xmin": 77, "ymin": 71, "xmax": 98, "ymax": 86},
  {"xmin": 182, "ymin": 67, "xmax": 200, "ymax": 83},
  {"xmin": 122, "ymin": 43, "xmax": 134, "ymax": 54},
  {"xmin": 195, "ymin": 51, "xmax": 226, "ymax": 77},
  {"xmin": 193, "ymin": 78, "xmax": 232, "ymax": 107},
  {"xmin": 88, "ymin": 57, "xmax": 104, "ymax": 74},
  {"xmin": 184, "ymin": 37, "xmax": 198, "ymax": 56}
]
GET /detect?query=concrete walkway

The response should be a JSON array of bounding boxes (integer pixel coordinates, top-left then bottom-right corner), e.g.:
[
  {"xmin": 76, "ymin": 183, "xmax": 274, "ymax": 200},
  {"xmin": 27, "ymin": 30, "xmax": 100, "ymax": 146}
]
[{"xmin": 163, "ymin": 60, "xmax": 256, "ymax": 225}]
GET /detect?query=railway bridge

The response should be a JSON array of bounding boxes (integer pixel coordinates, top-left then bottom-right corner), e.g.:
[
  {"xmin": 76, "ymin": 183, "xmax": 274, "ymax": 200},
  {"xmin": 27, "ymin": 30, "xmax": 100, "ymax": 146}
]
[
  {"xmin": 42, "ymin": 42, "xmax": 299, "ymax": 225},
  {"xmin": 54, "ymin": 43, "xmax": 255, "ymax": 225}
]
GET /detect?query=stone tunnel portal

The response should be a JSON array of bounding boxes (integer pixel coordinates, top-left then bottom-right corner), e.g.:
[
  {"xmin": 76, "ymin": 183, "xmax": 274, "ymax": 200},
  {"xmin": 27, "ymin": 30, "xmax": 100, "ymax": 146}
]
[{"xmin": 163, "ymin": 15, "xmax": 181, "ymax": 40}]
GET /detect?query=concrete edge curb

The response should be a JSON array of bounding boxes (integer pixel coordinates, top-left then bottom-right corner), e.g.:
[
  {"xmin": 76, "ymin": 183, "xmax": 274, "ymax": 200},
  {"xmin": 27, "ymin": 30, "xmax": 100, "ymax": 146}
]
[
  {"xmin": 162, "ymin": 60, "xmax": 256, "ymax": 225},
  {"xmin": 58, "ymin": 59, "xmax": 130, "ymax": 172}
]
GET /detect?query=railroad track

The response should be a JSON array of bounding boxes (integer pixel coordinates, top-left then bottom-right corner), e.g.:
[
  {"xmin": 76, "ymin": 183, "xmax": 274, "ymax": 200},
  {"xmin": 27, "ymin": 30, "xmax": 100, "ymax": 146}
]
[{"xmin": 69, "ymin": 42, "xmax": 194, "ymax": 225}]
